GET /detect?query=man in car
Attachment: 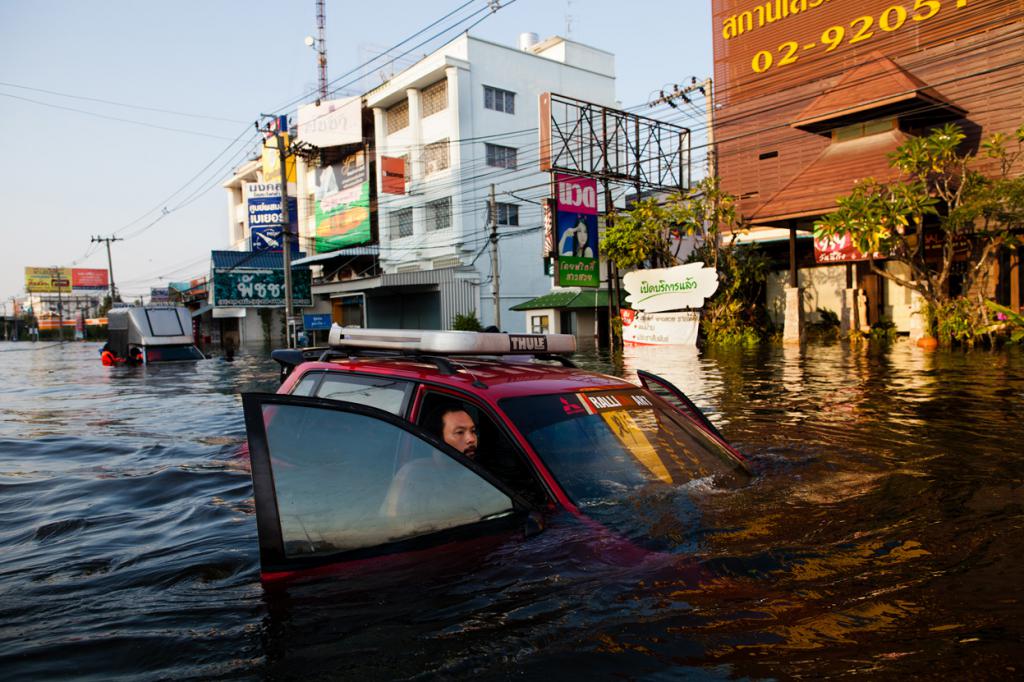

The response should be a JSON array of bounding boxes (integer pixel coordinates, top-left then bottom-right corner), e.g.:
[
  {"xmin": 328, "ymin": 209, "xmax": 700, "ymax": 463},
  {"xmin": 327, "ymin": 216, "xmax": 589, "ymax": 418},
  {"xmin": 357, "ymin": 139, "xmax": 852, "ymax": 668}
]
[{"xmin": 434, "ymin": 406, "xmax": 478, "ymax": 459}]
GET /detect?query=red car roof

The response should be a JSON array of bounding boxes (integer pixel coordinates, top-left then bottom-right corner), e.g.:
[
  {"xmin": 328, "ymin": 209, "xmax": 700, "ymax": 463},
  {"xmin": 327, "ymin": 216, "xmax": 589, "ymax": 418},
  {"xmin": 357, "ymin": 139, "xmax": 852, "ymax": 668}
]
[{"xmin": 283, "ymin": 356, "xmax": 634, "ymax": 401}]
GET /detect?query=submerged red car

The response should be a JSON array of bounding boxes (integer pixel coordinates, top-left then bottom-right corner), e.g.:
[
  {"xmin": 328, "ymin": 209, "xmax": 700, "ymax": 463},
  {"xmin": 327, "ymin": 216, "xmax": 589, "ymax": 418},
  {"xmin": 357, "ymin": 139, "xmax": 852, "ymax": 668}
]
[{"xmin": 243, "ymin": 328, "xmax": 751, "ymax": 580}]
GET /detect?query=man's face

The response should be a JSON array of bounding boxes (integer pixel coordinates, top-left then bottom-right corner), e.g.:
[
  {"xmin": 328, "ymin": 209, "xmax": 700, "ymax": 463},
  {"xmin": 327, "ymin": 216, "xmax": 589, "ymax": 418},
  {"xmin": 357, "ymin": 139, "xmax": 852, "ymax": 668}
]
[{"xmin": 442, "ymin": 410, "xmax": 478, "ymax": 458}]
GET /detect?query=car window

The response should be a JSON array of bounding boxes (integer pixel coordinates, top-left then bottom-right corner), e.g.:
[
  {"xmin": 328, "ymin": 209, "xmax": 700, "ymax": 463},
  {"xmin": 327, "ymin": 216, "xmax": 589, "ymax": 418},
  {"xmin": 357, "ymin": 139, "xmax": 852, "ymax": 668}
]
[
  {"xmin": 291, "ymin": 372, "xmax": 321, "ymax": 397},
  {"xmin": 417, "ymin": 392, "xmax": 549, "ymax": 507},
  {"xmin": 314, "ymin": 373, "xmax": 412, "ymax": 415},
  {"xmin": 261, "ymin": 403, "xmax": 515, "ymax": 558}
]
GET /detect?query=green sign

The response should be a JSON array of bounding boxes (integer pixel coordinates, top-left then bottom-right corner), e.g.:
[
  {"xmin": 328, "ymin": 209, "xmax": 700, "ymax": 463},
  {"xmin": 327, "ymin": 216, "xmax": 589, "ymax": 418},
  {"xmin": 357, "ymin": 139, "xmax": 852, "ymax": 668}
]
[
  {"xmin": 213, "ymin": 268, "xmax": 312, "ymax": 307},
  {"xmin": 315, "ymin": 181, "xmax": 371, "ymax": 252},
  {"xmin": 556, "ymin": 256, "xmax": 600, "ymax": 288}
]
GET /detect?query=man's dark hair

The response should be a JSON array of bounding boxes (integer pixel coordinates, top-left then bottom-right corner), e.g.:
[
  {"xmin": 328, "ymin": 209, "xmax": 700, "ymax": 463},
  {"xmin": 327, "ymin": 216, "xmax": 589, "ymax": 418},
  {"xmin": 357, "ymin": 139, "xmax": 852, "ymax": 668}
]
[{"xmin": 423, "ymin": 400, "xmax": 474, "ymax": 441}]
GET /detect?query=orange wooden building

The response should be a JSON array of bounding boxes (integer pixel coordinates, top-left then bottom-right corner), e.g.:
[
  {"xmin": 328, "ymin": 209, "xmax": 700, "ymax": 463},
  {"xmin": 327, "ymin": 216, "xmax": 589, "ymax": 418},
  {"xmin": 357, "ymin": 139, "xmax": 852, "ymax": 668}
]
[{"xmin": 711, "ymin": 0, "xmax": 1024, "ymax": 331}]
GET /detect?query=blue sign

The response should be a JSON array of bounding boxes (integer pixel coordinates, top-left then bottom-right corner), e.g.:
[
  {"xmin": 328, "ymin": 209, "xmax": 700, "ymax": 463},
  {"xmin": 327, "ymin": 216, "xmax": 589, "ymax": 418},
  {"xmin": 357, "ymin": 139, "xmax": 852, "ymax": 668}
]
[
  {"xmin": 248, "ymin": 195, "xmax": 298, "ymax": 242},
  {"xmin": 251, "ymin": 225, "xmax": 301, "ymax": 253},
  {"xmin": 303, "ymin": 313, "xmax": 333, "ymax": 331}
]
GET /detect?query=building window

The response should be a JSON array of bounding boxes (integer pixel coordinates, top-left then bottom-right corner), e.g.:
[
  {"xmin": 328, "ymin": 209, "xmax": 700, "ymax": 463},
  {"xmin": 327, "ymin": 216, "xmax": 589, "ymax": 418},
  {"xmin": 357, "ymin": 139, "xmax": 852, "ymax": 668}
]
[
  {"xmin": 833, "ymin": 117, "xmax": 895, "ymax": 143},
  {"xmin": 484, "ymin": 86, "xmax": 515, "ymax": 114},
  {"xmin": 423, "ymin": 138, "xmax": 450, "ymax": 174},
  {"xmin": 390, "ymin": 207, "xmax": 413, "ymax": 239},
  {"xmin": 485, "ymin": 143, "xmax": 517, "ymax": 169},
  {"xmin": 386, "ymin": 99, "xmax": 409, "ymax": 133},
  {"xmin": 426, "ymin": 197, "xmax": 452, "ymax": 231},
  {"xmin": 496, "ymin": 202, "xmax": 519, "ymax": 226},
  {"xmin": 530, "ymin": 315, "xmax": 550, "ymax": 334},
  {"xmin": 421, "ymin": 79, "xmax": 448, "ymax": 118}
]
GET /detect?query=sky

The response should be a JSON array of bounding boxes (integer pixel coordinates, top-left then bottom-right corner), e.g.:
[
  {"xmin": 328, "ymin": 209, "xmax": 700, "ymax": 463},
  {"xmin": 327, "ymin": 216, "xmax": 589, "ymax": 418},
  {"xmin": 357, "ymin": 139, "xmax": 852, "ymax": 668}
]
[{"xmin": 0, "ymin": 0, "xmax": 713, "ymax": 304}]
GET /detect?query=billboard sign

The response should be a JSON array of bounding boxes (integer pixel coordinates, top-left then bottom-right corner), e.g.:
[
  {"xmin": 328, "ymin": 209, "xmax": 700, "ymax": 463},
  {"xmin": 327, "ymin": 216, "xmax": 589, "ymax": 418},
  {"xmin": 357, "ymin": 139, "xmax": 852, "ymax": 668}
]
[
  {"xmin": 622, "ymin": 262, "xmax": 719, "ymax": 313},
  {"xmin": 72, "ymin": 268, "xmax": 109, "ymax": 291},
  {"xmin": 261, "ymin": 134, "xmax": 297, "ymax": 184},
  {"xmin": 245, "ymin": 182, "xmax": 298, "ymax": 240},
  {"xmin": 212, "ymin": 268, "xmax": 312, "ymax": 307},
  {"xmin": 150, "ymin": 287, "xmax": 171, "ymax": 303},
  {"xmin": 25, "ymin": 267, "xmax": 71, "ymax": 293},
  {"xmin": 555, "ymin": 174, "xmax": 599, "ymax": 288},
  {"xmin": 315, "ymin": 151, "xmax": 371, "ymax": 252},
  {"xmin": 621, "ymin": 308, "xmax": 702, "ymax": 346},
  {"xmin": 296, "ymin": 97, "xmax": 362, "ymax": 147}
]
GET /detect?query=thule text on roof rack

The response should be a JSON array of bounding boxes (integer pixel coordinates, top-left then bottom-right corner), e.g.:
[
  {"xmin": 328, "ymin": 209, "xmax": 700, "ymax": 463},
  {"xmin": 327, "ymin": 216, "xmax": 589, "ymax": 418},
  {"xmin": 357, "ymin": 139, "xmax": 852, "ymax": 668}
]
[{"xmin": 327, "ymin": 326, "xmax": 576, "ymax": 356}]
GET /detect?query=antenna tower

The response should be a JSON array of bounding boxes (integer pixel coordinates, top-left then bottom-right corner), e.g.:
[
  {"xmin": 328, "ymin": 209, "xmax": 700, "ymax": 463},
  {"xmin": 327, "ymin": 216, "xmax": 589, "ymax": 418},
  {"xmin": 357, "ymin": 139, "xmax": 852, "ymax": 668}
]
[{"xmin": 316, "ymin": 0, "xmax": 328, "ymax": 100}]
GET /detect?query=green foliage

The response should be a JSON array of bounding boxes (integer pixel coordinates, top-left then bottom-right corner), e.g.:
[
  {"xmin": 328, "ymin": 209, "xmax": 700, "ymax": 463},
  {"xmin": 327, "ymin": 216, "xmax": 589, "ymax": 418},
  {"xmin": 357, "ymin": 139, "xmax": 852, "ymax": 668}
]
[
  {"xmin": 869, "ymin": 318, "xmax": 898, "ymax": 342},
  {"xmin": 701, "ymin": 299, "xmax": 761, "ymax": 347},
  {"xmin": 984, "ymin": 300, "xmax": 1024, "ymax": 343},
  {"xmin": 451, "ymin": 311, "xmax": 484, "ymax": 331},
  {"xmin": 931, "ymin": 298, "xmax": 984, "ymax": 347},
  {"xmin": 601, "ymin": 177, "xmax": 743, "ymax": 271},
  {"xmin": 815, "ymin": 121, "xmax": 1024, "ymax": 345},
  {"xmin": 601, "ymin": 197, "xmax": 679, "ymax": 270}
]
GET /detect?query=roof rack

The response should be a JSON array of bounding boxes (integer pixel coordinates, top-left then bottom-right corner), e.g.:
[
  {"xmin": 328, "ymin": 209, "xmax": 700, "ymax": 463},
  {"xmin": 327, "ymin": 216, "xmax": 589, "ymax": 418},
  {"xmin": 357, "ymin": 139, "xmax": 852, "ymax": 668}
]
[{"xmin": 328, "ymin": 326, "xmax": 576, "ymax": 356}]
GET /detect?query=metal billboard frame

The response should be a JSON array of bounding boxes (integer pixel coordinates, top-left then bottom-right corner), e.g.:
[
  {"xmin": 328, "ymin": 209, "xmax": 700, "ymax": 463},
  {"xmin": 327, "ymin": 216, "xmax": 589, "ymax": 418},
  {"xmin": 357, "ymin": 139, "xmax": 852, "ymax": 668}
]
[{"xmin": 539, "ymin": 92, "xmax": 691, "ymax": 193}]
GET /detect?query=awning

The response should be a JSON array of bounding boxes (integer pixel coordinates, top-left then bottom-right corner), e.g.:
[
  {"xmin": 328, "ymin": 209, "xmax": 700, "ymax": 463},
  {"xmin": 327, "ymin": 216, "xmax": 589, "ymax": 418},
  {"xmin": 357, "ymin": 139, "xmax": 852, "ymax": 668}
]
[
  {"xmin": 511, "ymin": 288, "xmax": 624, "ymax": 311},
  {"xmin": 793, "ymin": 53, "xmax": 966, "ymax": 134},
  {"xmin": 750, "ymin": 129, "xmax": 909, "ymax": 223},
  {"xmin": 190, "ymin": 303, "xmax": 213, "ymax": 318},
  {"xmin": 211, "ymin": 250, "xmax": 309, "ymax": 270},
  {"xmin": 292, "ymin": 245, "xmax": 380, "ymax": 266}
]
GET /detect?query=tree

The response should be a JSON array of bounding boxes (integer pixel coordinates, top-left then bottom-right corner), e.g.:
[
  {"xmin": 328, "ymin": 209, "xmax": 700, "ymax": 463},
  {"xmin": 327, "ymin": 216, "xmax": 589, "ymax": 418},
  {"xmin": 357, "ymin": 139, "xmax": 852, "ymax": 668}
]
[
  {"xmin": 600, "ymin": 177, "xmax": 743, "ymax": 271},
  {"xmin": 451, "ymin": 311, "xmax": 484, "ymax": 331},
  {"xmin": 815, "ymin": 122, "xmax": 1024, "ymax": 341},
  {"xmin": 601, "ymin": 177, "xmax": 769, "ymax": 344}
]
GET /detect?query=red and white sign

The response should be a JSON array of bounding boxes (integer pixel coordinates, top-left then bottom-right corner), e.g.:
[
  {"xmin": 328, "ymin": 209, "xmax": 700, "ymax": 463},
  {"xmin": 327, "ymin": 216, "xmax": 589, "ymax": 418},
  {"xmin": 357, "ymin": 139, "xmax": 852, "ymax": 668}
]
[
  {"xmin": 556, "ymin": 174, "xmax": 598, "ymax": 215},
  {"xmin": 72, "ymin": 268, "xmax": 109, "ymax": 290},
  {"xmin": 813, "ymin": 233, "xmax": 882, "ymax": 264},
  {"xmin": 622, "ymin": 308, "xmax": 701, "ymax": 346}
]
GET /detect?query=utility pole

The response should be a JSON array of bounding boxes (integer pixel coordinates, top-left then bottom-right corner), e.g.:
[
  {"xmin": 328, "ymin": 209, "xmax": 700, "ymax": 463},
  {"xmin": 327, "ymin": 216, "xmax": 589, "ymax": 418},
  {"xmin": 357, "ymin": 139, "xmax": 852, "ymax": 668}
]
[
  {"xmin": 489, "ymin": 183, "xmax": 501, "ymax": 331},
  {"xmin": 51, "ymin": 267, "xmax": 66, "ymax": 343},
  {"xmin": 258, "ymin": 114, "xmax": 295, "ymax": 348},
  {"xmin": 649, "ymin": 77, "xmax": 716, "ymax": 177},
  {"xmin": 91, "ymin": 235, "xmax": 123, "ymax": 301}
]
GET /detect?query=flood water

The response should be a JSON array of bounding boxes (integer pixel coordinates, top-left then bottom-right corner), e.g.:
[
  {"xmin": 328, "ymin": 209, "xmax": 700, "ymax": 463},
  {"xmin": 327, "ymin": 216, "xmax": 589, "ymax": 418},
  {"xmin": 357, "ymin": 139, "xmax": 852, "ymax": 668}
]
[{"xmin": 1, "ymin": 338, "xmax": 1022, "ymax": 679}]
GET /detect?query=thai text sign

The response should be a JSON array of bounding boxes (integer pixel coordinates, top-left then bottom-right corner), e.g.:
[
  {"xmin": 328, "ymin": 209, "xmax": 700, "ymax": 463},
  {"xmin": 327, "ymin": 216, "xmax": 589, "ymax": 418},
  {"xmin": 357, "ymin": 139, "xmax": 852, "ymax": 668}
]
[
  {"xmin": 303, "ymin": 313, "xmax": 333, "ymax": 331},
  {"xmin": 72, "ymin": 268, "xmax": 109, "ymax": 290},
  {"xmin": 555, "ymin": 174, "xmax": 599, "ymax": 287},
  {"xmin": 623, "ymin": 262, "xmax": 719, "ymax": 313},
  {"xmin": 25, "ymin": 267, "xmax": 71, "ymax": 293},
  {"xmin": 212, "ymin": 268, "xmax": 312, "ymax": 307},
  {"xmin": 296, "ymin": 97, "xmax": 361, "ymax": 147},
  {"xmin": 245, "ymin": 183, "xmax": 298, "ymax": 238},
  {"xmin": 557, "ymin": 257, "xmax": 600, "ymax": 288},
  {"xmin": 621, "ymin": 308, "xmax": 701, "ymax": 346},
  {"xmin": 813, "ymin": 232, "xmax": 882, "ymax": 263},
  {"xmin": 315, "ymin": 152, "xmax": 371, "ymax": 252},
  {"xmin": 715, "ymin": 0, "xmax": 978, "ymax": 99}
]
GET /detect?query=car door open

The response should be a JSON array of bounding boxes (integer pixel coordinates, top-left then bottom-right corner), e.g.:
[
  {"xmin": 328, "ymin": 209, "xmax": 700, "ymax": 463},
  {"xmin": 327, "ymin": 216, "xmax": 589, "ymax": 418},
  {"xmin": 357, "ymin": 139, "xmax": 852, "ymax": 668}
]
[{"xmin": 243, "ymin": 393, "xmax": 532, "ymax": 576}]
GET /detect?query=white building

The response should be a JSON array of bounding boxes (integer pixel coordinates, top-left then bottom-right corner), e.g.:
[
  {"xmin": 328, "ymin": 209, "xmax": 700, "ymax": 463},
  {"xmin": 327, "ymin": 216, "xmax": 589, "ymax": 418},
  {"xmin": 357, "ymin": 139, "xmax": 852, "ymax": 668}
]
[{"xmin": 363, "ymin": 32, "xmax": 616, "ymax": 331}]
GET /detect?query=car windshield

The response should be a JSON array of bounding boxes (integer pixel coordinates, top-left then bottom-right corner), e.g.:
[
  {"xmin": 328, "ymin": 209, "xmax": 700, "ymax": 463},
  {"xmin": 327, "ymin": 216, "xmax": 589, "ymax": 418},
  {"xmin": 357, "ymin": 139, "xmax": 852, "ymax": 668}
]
[{"xmin": 500, "ymin": 389, "xmax": 749, "ymax": 549}]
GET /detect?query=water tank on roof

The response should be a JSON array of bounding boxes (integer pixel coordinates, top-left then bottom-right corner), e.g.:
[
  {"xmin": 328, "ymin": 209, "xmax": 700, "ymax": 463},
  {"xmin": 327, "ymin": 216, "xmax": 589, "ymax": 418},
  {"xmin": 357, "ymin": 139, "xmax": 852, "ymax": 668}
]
[{"xmin": 518, "ymin": 32, "xmax": 540, "ymax": 51}]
